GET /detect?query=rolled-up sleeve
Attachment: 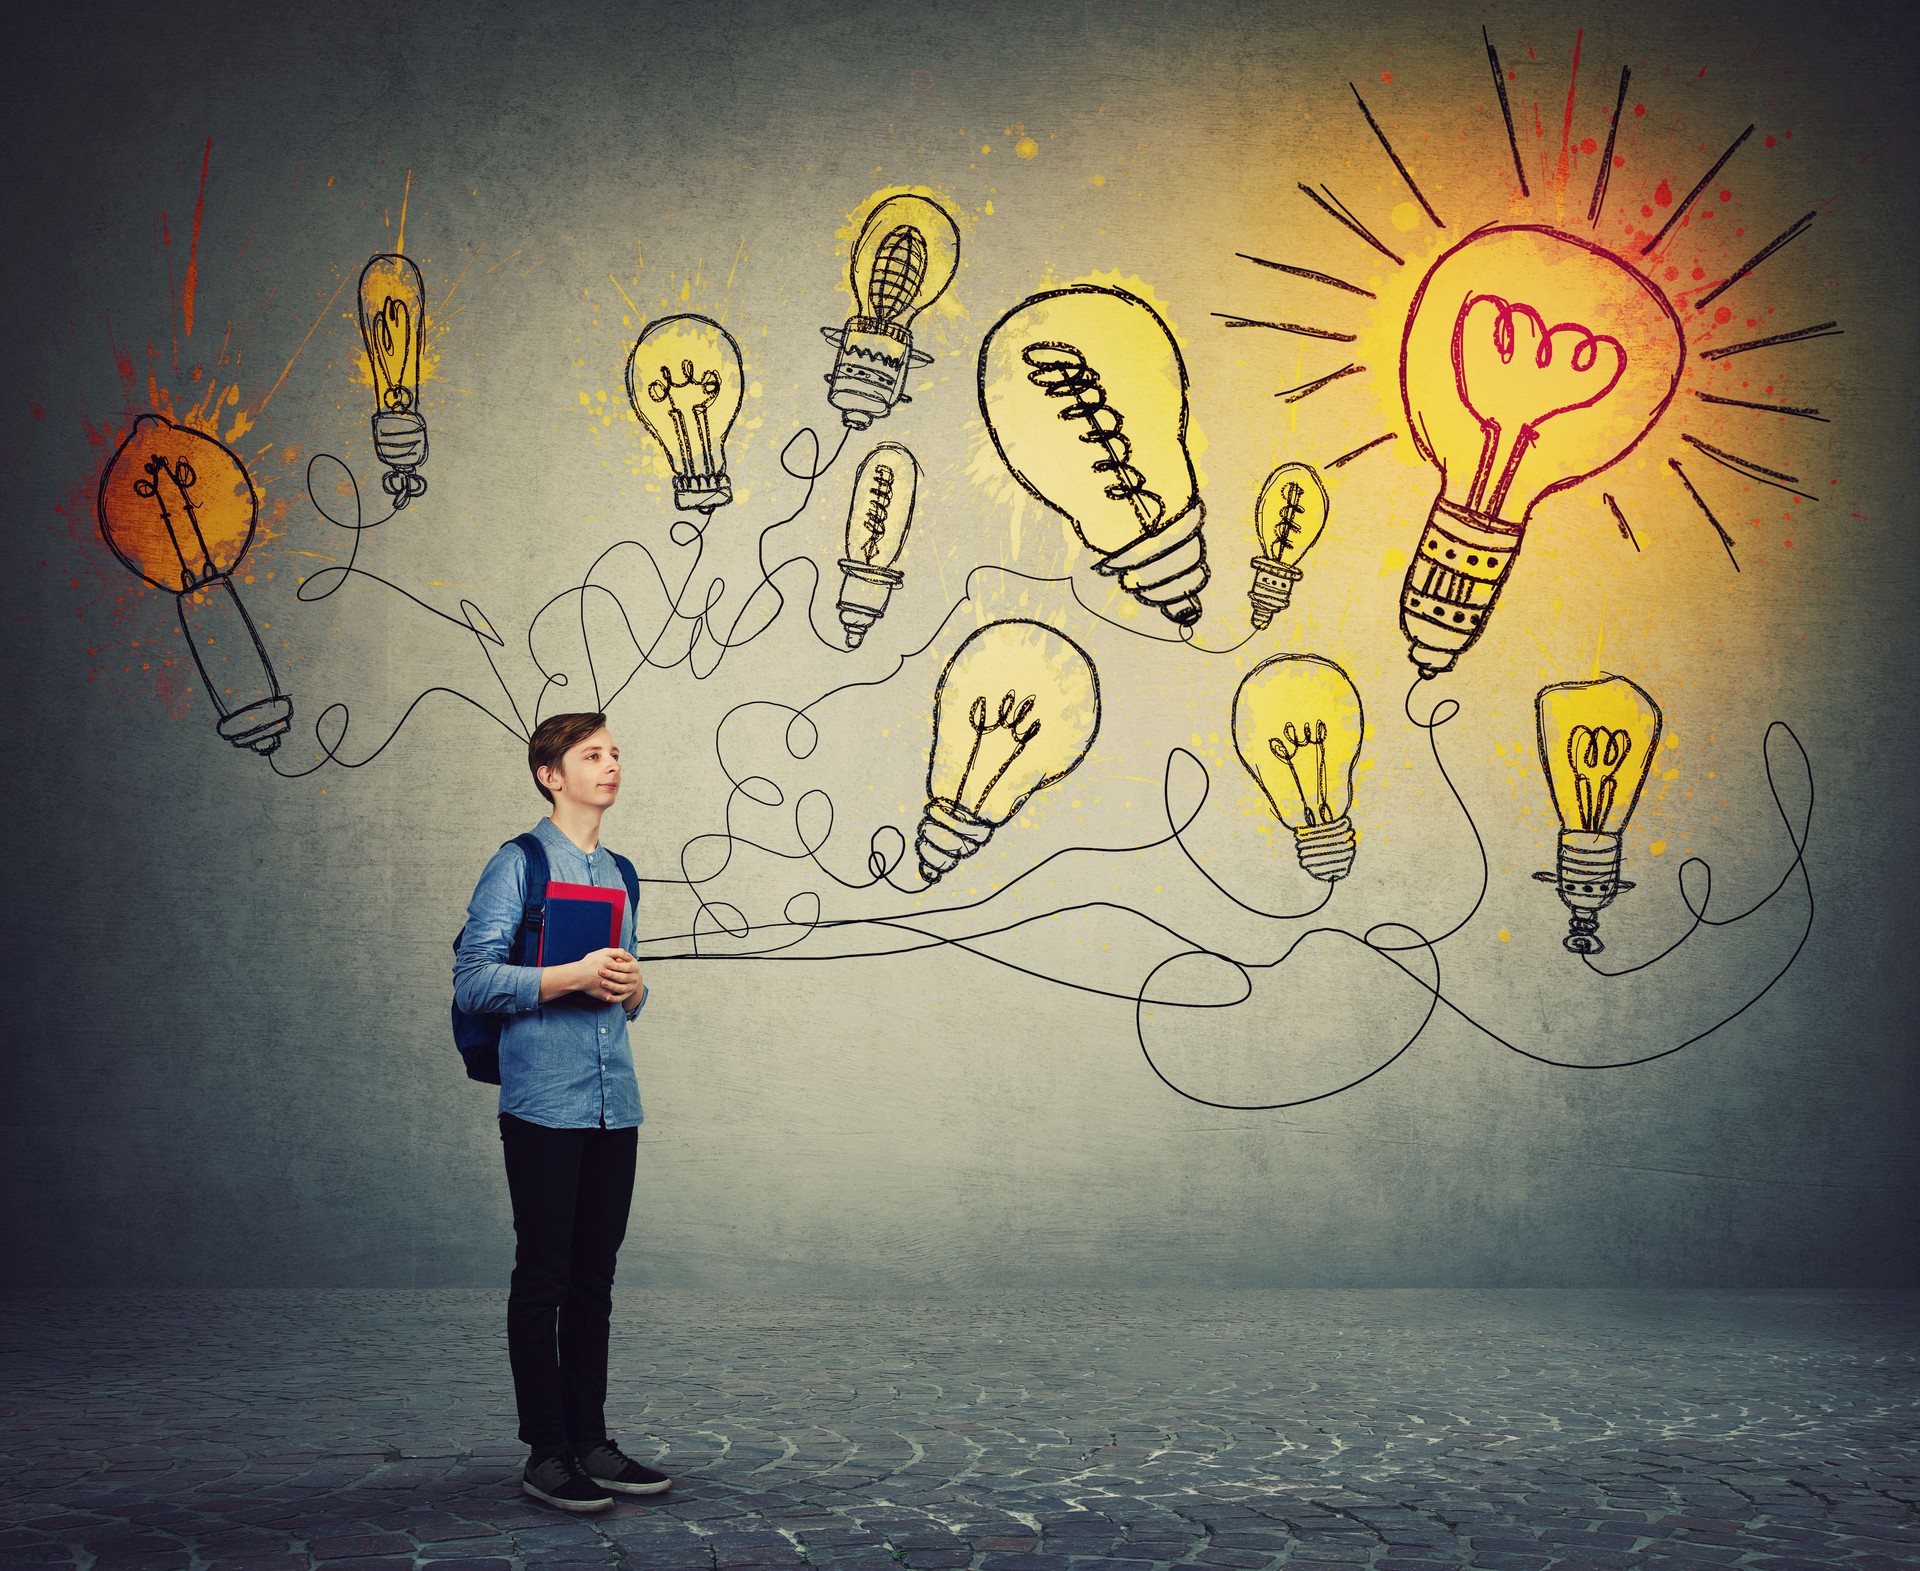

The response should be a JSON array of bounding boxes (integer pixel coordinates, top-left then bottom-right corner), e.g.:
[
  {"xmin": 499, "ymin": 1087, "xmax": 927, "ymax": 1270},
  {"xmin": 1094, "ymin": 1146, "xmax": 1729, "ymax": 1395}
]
[{"xmin": 453, "ymin": 845, "xmax": 543, "ymax": 1016}]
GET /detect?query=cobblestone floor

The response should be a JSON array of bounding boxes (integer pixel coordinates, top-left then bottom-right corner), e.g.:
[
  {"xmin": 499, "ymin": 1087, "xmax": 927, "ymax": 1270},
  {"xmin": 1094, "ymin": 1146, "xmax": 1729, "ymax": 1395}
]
[{"xmin": 1, "ymin": 1291, "xmax": 1914, "ymax": 1571}]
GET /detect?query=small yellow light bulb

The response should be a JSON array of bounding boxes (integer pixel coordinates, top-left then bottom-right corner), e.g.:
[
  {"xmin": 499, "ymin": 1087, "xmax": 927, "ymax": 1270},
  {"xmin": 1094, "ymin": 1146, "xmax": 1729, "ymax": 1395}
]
[
  {"xmin": 1231, "ymin": 654, "xmax": 1365, "ymax": 882},
  {"xmin": 836, "ymin": 443, "xmax": 919, "ymax": 649},
  {"xmin": 1533, "ymin": 673, "xmax": 1664, "ymax": 952},
  {"xmin": 1247, "ymin": 462, "xmax": 1330, "ymax": 630}
]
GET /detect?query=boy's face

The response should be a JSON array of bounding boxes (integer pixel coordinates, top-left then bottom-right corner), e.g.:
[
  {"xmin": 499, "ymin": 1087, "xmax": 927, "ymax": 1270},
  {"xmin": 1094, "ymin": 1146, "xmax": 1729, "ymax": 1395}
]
[{"xmin": 544, "ymin": 727, "xmax": 621, "ymax": 810}]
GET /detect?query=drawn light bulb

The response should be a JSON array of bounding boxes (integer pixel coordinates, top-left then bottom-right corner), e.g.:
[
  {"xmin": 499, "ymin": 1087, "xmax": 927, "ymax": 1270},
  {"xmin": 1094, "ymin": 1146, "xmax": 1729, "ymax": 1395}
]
[
  {"xmin": 916, "ymin": 618, "xmax": 1101, "ymax": 885},
  {"xmin": 1533, "ymin": 674, "xmax": 1663, "ymax": 954},
  {"xmin": 835, "ymin": 443, "xmax": 918, "ymax": 649},
  {"xmin": 979, "ymin": 285, "xmax": 1210, "ymax": 627},
  {"xmin": 1247, "ymin": 462, "xmax": 1329, "ymax": 630},
  {"xmin": 96, "ymin": 415, "xmax": 293, "ymax": 755},
  {"xmin": 357, "ymin": 253, "xmax": 429, "ymax": 508},
  {"xmin": 625, "ymin": 315, "xmax": 744, "ymax": 516},
  {"xmin": 1232, "ymin": 654, "xmax": 1364, "ymax": 882},
  {"xmin": 1398, "ymin": 225, "xmax": 1684, "ymax": 677},
  {"xmin": 821, "ymin": 192, "xmax": 960, "ymax": 430}
]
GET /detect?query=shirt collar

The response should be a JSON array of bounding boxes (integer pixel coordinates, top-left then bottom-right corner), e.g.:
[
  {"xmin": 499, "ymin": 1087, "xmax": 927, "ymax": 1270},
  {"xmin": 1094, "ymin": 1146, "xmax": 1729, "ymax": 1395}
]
[{"xmin": 534, "ymin": 816, "xmax": 601, "ymax": 864}]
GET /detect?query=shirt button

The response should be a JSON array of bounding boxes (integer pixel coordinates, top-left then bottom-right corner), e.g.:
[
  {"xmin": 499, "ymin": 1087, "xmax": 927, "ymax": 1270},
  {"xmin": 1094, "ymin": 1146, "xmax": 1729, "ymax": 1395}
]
[{"xmin": 600, "ymin": 1027, "xmax": 607, "ymax": 1035}]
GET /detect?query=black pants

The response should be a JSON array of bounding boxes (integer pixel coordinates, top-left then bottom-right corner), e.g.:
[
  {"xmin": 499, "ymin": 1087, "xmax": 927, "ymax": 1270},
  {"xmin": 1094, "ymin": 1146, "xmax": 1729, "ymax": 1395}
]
[{"xmin": 498, "ymin": 1112, "xmax": 638, "ymax": 1453}]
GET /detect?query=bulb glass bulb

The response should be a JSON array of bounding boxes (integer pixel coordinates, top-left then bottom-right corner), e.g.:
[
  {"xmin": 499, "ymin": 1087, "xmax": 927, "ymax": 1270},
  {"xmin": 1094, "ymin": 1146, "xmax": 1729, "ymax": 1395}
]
[
  {"xmin": 916, "ymin": 618, "xmax": 1101, "ymax": 883},
  {"xmin": 625, "ymin": 315, "xmax": 744, "ymax": 515},
  {"xmin": 835, "ymin": 443, "xmax": 919, "ymax": 649},
  {"xmin": 1247, "ymin": 461, "xmax": 1329, "ymax": 629},
  {"xmin": 1398, "ymin": 225, "xmax": 1684, "ymax": 676},
  {"xmin": 979, "ymin": 285, "xmax": 1209, "ymax": 626},
  {"xmin": 849, "ymin": 194, "xmax": 960, "ymax": 329},
  {"xmin": 1533, "ymin": 673, "xmax": 1663, "ymax": 953},
  {"xmin": 1232, "ymin": 653, "xmax": 1365, "ymax": 881},
  {"xmin": 97, "ymin": 415, "xmax": 292, "ymax": 754},
  {"xmin": 358, "ymin": 253, "xmax": 430, "ymax": 508}
]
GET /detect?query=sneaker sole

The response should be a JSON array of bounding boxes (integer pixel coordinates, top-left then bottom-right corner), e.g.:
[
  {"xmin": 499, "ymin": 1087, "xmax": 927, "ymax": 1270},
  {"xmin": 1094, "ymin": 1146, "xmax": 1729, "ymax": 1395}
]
[
  {"xmin": 522, "ymin": 1478, "xmax": 614, "ymax": 1512},
  {"xmin": 589, "ymin": 1475, "xmax": 672, "ymax": 1495}
]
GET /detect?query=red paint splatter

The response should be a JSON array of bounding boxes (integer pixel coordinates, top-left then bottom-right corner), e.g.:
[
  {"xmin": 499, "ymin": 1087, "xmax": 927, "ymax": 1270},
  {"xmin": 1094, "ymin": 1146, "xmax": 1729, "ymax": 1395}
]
[
  {"xmin": 1714, "ymin": 307, "xmax": 1732, "ymax": 324},
  {"xmin": 1765, "ymin": 134, "xmax": 1776, "ymax": 147},
  {"xmin": 183, "ymin": 137, "xmax": 211, "ymax": 339},
  {"xmin": 1664, "ymin": 266, "xmax": 1680, "ymax": 281},
  {"xmin": 1691, "ymin": 266, "xmax": 1705, "ymax": 279},
  {"xmin": 1654, "ymin": 178, "xmax": 1673, "ymax": 207},
  {"xmin": 1641, "ymin": 204, "xmax": 1653, "ymax": 218},
  {"xmin": 1581, "ymin": 136, "xmax": 1596, "ymax": 154},
  {"xmin": 1718, "ymin": 188, "xmax": 1731, "ymax": 201},
  {"xmin": 1633, "ymin": 103, "xmax": 1645, "ymax": 117},
  {"xmin": 1381, "ymin": 70, "xmax": 1392, "ymax": 83},
  {"xmin": 1556, "ymin": 27, "xmax": 1583, "ymax": 185},
  {"xmin": 29, "ymin": 403, "xmax": 44, "ymax": 421}
]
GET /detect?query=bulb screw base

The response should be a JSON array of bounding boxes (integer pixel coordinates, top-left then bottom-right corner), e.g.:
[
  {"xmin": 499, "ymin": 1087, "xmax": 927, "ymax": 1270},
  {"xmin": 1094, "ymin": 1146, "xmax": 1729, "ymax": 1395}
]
[
  {"xmin": 371, "ymin": 411, "xmax": 429, "ymax": 509},
  {"xmin": 823, "ymin": 319, "xmax": 922, "ymax": 429},
  {"xmin": 836, "ymin": 559, "xmax": 905, "ymax": 648},
  {"xmin": 1400, "ymin": 497, "xmax": 1523, "ymax": 676},
  {"xmin": 1247, "ymin": 557, "xmax": 1302, "ymax": 630},
  {"xmin": 1534, "ymin": 830, "xmax": 1634, "ymax": 953},
  {"xmin": 673, "ymin": 473, "xmax": 733, "ymax": 516},
  {"xmin": 217, "ymin": 695, "xmax": 295, "ymax": 755},
  {"xmin": 915, "ymin": 796, "xmax": 995, "ymax": 885},
  {"xmin": 1294, "ymin": 814, "xmax": 1357, "ymax": 883},
  {"xmin": 1094, "ymin": 500, "xmax": 1209, "ymax": 627}
]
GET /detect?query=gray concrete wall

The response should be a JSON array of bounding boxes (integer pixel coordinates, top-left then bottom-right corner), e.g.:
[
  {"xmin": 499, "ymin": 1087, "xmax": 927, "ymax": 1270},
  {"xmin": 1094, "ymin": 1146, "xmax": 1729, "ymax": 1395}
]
[{"xmin": 3, "ymin": 0, "xmax": 1915, "ymax": 1289}]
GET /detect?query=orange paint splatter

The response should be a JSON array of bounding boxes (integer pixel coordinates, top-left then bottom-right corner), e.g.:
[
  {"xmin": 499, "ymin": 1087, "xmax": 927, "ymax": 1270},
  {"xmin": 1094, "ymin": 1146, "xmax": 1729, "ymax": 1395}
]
[{"xmin": 1654, "ymin": 178, "xmax": 1673, "ymax": 207}]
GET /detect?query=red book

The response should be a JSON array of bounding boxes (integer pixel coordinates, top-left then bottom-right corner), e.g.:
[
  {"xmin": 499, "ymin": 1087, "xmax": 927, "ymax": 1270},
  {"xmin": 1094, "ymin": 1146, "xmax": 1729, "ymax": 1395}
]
[{"xmin": 536, "ymin": 882, "xmax": 626, "ymax": 968}]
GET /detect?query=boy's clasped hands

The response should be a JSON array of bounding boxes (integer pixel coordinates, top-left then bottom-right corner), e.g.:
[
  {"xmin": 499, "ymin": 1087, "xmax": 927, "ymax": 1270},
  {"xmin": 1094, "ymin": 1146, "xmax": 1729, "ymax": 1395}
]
[{"xmin": 570, "ymin": 948, "xmax": 644, "ymax": 1006}]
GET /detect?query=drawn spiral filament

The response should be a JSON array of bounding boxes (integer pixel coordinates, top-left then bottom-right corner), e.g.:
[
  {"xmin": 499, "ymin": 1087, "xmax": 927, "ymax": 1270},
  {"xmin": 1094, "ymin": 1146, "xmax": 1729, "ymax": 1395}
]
[
  {"xmin": 915, "ymin": 619, "xmax": 1101, "ymax": 886},
  {"xmin": 356, "ymin": 253, "xmax": 429, "ymax": 508},
  {"xmin": 821, "ymin": 191, "xmax": 960, "ymax": 430},
  {"xmin": 835, "ymin": 443, "xmax": 919, "ymax": 648},
  {"xmin": 979, "ymin": 284, "xmax": 1210, "ymax": 627},
  {"xmin": 1533, "ymin": 675, "xmax": 1664, "ymax": 954},
  {"xmin": 1232, "ymin": 654, "xmax": 1364, "ymax": 883},
  {"xmin": 96, "ymin": 415, "xmax": 293, "ymax": 756},
  {"xmin": 625, "ymin": 315, "xmax": 743, "ymax": 516}
]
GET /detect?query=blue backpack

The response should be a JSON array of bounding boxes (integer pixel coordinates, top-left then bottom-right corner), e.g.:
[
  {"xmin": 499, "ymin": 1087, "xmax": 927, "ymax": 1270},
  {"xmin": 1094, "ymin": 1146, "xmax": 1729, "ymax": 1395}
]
[{"xmin": 451, "ymin": 832, "xmax": 642, "ymax": 1084}]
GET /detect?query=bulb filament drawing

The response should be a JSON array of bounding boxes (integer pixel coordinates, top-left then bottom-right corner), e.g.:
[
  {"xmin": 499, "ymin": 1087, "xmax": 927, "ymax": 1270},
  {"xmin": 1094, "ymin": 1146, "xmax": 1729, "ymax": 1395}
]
[
  {"xmin": 835, "ymin": 443, "xmax": 919, "ymax": 648},
  {"xmin": 647, "ymin": 357, "xmax": 724, "ymax": 486},
  {"xmin": 1021, "ymin": 343, "xmax": 1165, "ymax": 533},
  {"xmin": 1268, "ymin": 721, "xmax": 1333, "ymax": 826}
]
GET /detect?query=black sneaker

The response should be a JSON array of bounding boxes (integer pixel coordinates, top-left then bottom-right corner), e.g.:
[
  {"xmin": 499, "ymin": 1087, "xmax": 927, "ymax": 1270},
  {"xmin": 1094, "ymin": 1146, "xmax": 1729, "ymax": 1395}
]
[
  {"xmin": 576, "ymin": 1436, "xmax": 672, "ymax": 1495},
  {"xmin": 522, "ymin": 1449, "xmax": 615, "ymax": 1512}
]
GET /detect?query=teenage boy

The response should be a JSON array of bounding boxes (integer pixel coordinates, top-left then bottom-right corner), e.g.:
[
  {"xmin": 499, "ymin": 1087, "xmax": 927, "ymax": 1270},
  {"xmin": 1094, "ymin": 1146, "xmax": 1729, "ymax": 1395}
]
[{"xmin": 453, "ymin": 712, "xmax": 671, "ymax": 1513}]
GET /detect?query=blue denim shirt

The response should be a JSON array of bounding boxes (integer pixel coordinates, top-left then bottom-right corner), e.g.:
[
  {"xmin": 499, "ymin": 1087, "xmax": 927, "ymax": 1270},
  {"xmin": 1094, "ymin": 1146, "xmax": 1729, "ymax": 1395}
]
[{"xmin": 453, "ymin": 817, "xmax": 646, "ymax": 1129}]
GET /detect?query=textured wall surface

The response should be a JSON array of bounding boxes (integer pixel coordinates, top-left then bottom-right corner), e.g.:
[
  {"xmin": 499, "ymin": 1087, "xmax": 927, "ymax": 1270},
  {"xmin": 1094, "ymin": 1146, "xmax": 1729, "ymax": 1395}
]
[{"xmin": 3, "ymin": 0, "xmax": 1915, "ymax": 1289}]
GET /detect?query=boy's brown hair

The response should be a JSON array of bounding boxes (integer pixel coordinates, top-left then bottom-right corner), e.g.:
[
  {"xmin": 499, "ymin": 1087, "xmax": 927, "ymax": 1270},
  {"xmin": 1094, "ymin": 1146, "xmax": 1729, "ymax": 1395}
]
[{"xmin": 527, "ymin": 712, "xmax": 609, "ymax": 804}]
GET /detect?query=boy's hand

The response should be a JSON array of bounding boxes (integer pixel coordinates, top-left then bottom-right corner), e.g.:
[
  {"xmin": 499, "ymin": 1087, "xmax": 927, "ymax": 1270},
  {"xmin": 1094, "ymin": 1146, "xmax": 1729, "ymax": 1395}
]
[{"xmin": 576, "ymin": 948, "xmax": 642, "ymax": 1003}]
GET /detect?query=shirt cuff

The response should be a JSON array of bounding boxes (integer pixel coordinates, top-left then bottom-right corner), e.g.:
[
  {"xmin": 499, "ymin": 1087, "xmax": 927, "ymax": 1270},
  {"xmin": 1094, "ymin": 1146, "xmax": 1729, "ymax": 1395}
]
[
  {"xmin": 624, "ymin": 982, "xmax": 649, "ymax": 1022},
  {"xmin": 512, "ymin": 965, "xmax": 543, "ymax": 1015}
]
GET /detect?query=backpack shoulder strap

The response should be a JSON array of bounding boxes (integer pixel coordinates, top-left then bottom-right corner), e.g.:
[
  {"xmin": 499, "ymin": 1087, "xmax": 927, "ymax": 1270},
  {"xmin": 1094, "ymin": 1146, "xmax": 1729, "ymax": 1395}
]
[
  {"xmin": 508, "ymin": 832, "xmax": 550, "ymax": 965},
  {"xmin": 608, "ymin": 851, "xmax": 641, "ymax": 940}
]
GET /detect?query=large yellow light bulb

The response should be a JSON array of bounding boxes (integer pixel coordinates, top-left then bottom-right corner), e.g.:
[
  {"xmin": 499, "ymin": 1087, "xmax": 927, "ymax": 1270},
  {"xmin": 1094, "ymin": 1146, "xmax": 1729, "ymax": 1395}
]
[
  {"xmin": 96, "ymin": 415, "xmax": 293, "ymax": 755},
  {"xmin": 1231, "ymin": 653, "xmax": 1365, "ymax": 882},
  {"xmin": 1533, "ymin": 673, "xmax": 1664, "ymax": 953},
  {"xmin": 625, "ymin": 315, "xmax": 744, "ymax": 516},
  {"xmin": 357, "ymin": 252, "xmax": 429, "ymax": 508},
  {"xmin": 979, "ymin": 285, "xmax": 1210, "ymax": 627},
  {"xmin": 822, "ymin": 192, "xmax": 960, "ymax": 430},
  {"xmin": 1247, "ymin": 461, "xmax": 1330, "ymax": 630},
  {"xmin": 836, "ymin": 443, "xmax": 919, "ymax": 649},
  {"xmin": 916, "ymin": 618, "xmax": 1101, "ymax": 885},
  {"xmin": 1398, "ymin": 225, "xmax": 1684, "ymax": 677}
]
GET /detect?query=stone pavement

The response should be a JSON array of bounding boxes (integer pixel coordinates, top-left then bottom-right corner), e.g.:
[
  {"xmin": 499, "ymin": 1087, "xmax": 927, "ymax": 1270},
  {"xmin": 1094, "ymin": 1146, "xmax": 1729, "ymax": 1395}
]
[{"xmin": 1, "ymin": 1291, "xmax": 1914, "ymax": 1571}]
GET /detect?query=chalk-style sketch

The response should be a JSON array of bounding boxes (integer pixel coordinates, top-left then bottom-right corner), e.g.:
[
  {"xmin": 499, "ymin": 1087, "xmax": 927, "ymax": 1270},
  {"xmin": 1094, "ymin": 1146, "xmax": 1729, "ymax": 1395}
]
[
  {"xmin": 915, "ymin": 619, "xmax": 1101, "ymax": 886},
  {"xmin": 1398, "ymin": 226, "xmax": 1684, "ymax": 677},
  {"xmin": 1533, "ymin": 674, "xmax": 1663, "ymax": 954},
  {"xmin": 1247, "ymin": 462, "xmax": 1330, "ymax": 629},
  {"xmin": 979, "ymin": 285, "xmax": 1210, "ymax": 628},
  {"xmin": 821, "ymin": 192, "xmax": 960, "ymax": 430},
  {"xmin": 357, "ymin": 253, "xmax": 429, "ymax": 508},
  {"xmin": 97, "ymin": 415, "xmax": 293, "ymax": 755},
  {"xmin": 1232, "ymin": 654, "xmax": 1363, "ymax": 882},
  {"xmin": 625, "ymin": 315, "xmax": 744, "ymax": 516},
  {"xmin": 834, "ymin": 443, "xmax": 918, "ymax": 648}
]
